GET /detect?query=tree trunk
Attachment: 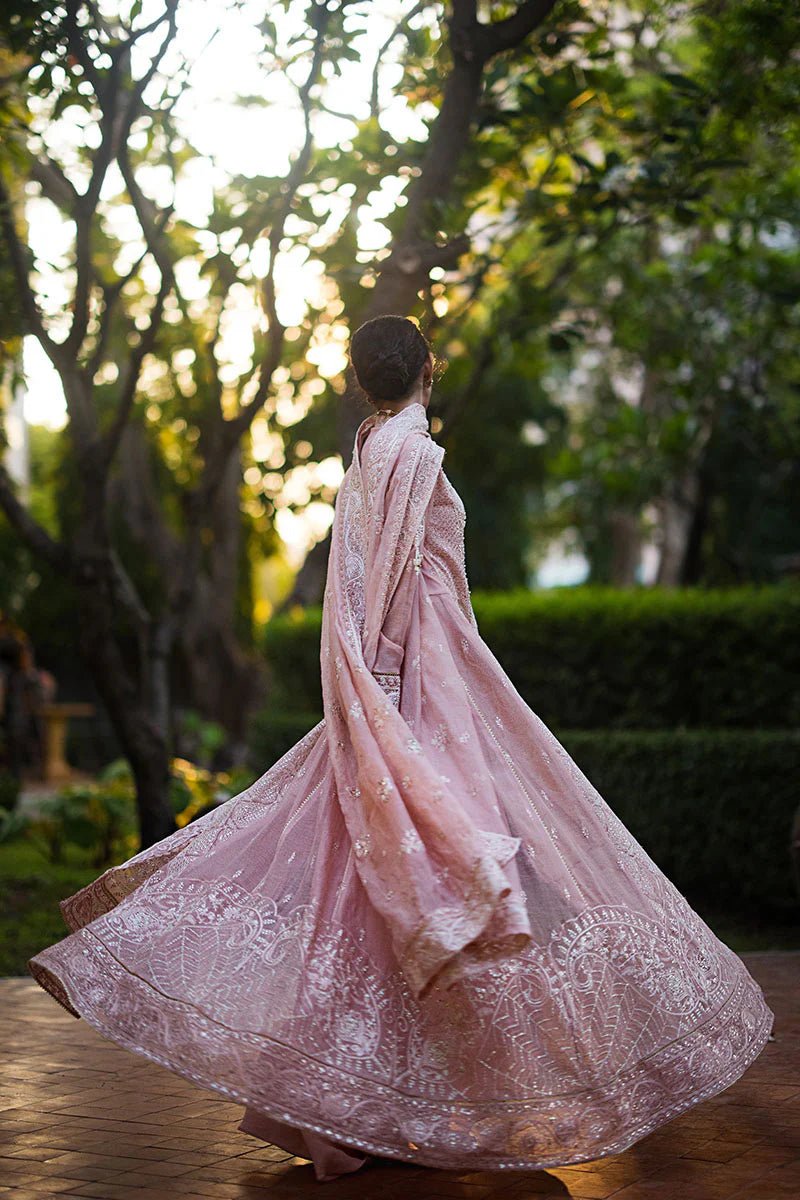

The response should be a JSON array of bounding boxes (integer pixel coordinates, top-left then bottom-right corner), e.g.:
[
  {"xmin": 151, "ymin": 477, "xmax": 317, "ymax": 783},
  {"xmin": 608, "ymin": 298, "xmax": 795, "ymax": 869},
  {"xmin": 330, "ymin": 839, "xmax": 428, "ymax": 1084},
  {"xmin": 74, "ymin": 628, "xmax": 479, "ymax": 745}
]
[
  {"xmin": 111, "ymin": 427, "xmax": 261, "ymax": 740},
  {"xmin": 177, "ymin": 606, "xmax": 261, "ymax": 744},
  {"xmin": 77, "ymin": 578, "xmax": 175, "ymax": 848},
  {"xmin": 148, "ymin": 617, "xmax": 174, "ymax": 740},
  {"xmin": 338, "ymin": 56, "xmax": 486, "ymax": 459},
  {"xmin": 608, "ymin": 509, "xmax": 642, "ymax": 585},
  {"xmin": 176, "ymin": 448, "xmax": 264, "ymax": 741},
  {"xmin": 126, "ymin": 726, "xmax": 174, "ymax": 847},
  {"xmin": 656, "ymin": 471, "xmax": 701, "ymax": 586},
  {"xmin": 285, "ymin": 57, "xmax": 489, "ymax": 609},
  {"xmin": 680, "ymin": 460, "xmax": 713, "ymax": 585},
  {"xmin": 275, "ymin": 536, "xmax": 330, "ymax": 616}
]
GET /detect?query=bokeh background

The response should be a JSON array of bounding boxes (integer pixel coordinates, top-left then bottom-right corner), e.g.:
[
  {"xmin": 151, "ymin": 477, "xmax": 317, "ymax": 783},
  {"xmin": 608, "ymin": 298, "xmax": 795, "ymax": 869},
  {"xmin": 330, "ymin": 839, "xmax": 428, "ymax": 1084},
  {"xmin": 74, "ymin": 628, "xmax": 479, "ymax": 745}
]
[{"xmin": 0, "ymin": 0, "xmax": 798, "ymax": 973}]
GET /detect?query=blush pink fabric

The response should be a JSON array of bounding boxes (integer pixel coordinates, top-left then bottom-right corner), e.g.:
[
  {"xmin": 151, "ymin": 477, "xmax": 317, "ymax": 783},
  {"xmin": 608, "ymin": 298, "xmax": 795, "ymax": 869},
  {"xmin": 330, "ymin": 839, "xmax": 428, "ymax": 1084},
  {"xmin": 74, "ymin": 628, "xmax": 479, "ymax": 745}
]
[
  {"xmin": 321, "ymin": 401, "xmax": 531, "ymax": 999},
  {"xmin": 237, "ymin": 1107, "xmax": 369, "ymax": 1181},
  {"xmin": 28, "ymin": 401, "xmax": 773, "ymax": 1183}
]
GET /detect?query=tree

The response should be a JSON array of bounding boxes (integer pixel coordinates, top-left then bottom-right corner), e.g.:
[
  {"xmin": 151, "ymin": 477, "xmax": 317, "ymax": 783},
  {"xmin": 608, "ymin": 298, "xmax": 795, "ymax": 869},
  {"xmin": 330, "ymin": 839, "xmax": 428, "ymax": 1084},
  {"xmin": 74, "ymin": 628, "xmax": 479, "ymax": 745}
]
[
  {"xmin": 0, "ymin": 0, "xmax": 566, "ymax": 846},
  {"xmin": 388, "ymin": 0, "xmax": 800, "ymax": 587},
  {"xmin": 0, "ymin": 0, "xmax": 358, "ymax": 843},
  {"xmin": 284, "ymin": 0, "xmax": 564, "ymax": 603}
]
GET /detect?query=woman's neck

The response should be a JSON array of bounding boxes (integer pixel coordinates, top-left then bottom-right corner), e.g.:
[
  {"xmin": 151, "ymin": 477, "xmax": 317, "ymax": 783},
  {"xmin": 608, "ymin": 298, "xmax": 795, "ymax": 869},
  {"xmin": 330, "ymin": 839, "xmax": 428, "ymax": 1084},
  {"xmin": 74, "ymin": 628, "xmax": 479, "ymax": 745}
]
[
  {"xmin": 375, "ymin": 404, "xmax": 413, "ymax": 417},
  {"xmin": 373, "ymin": 397, "xmax": 426, "ymax": 417}
]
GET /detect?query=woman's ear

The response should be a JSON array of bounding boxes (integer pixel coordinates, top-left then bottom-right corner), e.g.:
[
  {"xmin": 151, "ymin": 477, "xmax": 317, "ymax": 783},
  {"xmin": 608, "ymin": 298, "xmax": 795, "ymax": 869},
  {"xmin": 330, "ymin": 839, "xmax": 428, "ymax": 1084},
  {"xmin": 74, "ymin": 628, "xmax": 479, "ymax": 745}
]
[{"xmin": 424, "ymin": 351, "xmax": 433, "ymax": 388}]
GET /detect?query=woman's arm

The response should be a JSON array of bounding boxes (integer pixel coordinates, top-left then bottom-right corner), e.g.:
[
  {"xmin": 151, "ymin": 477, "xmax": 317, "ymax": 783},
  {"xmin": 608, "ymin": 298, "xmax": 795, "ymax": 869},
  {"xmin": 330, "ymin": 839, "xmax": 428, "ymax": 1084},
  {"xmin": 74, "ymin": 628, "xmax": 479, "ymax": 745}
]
[
  {"xmin": 371, "ymin": 549, "xmax": 420, "ymax": 705},
  {"xmin": 368, "ymin": 441, "xmax": 438, "ymax": 707}
]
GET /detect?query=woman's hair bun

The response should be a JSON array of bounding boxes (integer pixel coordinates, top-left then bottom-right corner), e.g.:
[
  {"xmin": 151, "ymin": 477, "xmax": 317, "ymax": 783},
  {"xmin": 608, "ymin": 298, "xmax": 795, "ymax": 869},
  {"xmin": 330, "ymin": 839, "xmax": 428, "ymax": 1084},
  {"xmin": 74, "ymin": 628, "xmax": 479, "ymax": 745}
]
[{"xmin": 348, "ymin": 315, "xmax": 446, "ymax": 404}]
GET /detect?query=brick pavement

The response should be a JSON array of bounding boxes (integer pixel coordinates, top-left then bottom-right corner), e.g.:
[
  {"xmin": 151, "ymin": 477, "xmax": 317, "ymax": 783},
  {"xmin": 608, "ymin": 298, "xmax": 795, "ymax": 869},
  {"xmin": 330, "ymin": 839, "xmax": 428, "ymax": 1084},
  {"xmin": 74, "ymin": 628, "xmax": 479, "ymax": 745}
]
[{"xmin": 0, "ymin": 953, "xmax": 798, "ymax": 1200}]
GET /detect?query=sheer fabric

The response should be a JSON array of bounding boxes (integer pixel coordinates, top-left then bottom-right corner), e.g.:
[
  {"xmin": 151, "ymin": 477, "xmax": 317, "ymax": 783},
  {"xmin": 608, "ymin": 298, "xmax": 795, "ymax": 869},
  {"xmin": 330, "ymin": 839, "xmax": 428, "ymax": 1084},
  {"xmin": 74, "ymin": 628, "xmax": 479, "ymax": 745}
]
[
  {"xmin": 321, "ymin": 403, "xmax": 531, "ymax": 998},
  {"xmin": 28, "ymin": 401, "xmax": 773, "ymax": 1181}
]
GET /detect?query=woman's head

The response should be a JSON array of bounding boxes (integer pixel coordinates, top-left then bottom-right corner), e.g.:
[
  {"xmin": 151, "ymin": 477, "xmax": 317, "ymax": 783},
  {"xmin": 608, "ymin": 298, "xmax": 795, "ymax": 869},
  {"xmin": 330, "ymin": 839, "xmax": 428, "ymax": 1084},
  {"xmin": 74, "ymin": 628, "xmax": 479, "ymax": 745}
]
[{"xmin": 349, "ymin": 315, "xmax": 445, "ymax": 409}]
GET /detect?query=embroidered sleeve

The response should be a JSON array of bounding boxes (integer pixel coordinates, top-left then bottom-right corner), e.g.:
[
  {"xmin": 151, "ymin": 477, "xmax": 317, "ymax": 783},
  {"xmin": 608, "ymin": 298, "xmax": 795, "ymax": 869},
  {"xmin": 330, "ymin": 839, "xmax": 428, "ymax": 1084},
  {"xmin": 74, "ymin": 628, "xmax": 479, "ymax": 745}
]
[
  {"xmin": 368, "ymin": 436, "xmax": 440, "ymax": 708},
  {"xmin": 370, "ymin": 552, "xmax": 417, "ymax": 707},
  {"xmin": 371, "ymin": 670, "xmax": 402, "ymax": 707}
]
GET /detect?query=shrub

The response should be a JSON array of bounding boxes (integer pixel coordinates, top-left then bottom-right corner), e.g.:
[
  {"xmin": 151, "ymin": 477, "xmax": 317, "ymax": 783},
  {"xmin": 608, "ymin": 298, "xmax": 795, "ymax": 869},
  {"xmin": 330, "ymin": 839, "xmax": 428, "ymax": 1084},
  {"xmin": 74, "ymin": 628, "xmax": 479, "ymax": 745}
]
[
  {"xmin": 262, "ymin": 609, "xmax": 323, "ymax": 713},
  {"xmin": 0, "ymin": 841, "xmax": 103, "ymax": 975},
  {"xmin": 247, "ymin": 709, "xmax": 323, "ymax": 774},
  {"xmin": 24, "ymin": 785, "xmax": 137, "ymax": 867},
  {"xmin": 0, "ymin": 805, "xmax": 26, "ymax": 844},
  {"xmin": 19, "ymin": 757, "xmax": 259, "ymax": 867},
  {"xmin": 170, "ymin": 758, "xmax": 257, "ymax": 826},
  {"xmin": 558, "ymin": 728, "xmax": 799, "ymax": 919},
  {"xmin": 0, "ymin": 769, "xmax": 20, "ymax": 811},
  {"xmin": 248, "ymin": 714, "xmax": 798, "ymax": 920},
  {"xmin": 260, "ymin": 586, "xmax": 800, "ymax": 730},
  {"xmin": 476, "ymin": 586, "xmax": 800, "ymax": 730}
]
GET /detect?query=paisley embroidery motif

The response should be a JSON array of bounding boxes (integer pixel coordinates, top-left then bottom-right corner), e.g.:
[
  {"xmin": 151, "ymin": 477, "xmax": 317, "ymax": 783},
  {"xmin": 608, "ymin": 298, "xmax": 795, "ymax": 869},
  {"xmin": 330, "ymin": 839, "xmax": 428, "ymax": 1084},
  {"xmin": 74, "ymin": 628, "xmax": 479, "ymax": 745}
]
[
  {"xmin": 29, "ymin": 875, "xmax": 772, "ymax": 1170},
  {"xmin": 28, "ymin": 400, "xmax": 773, "ymax": 1174}
]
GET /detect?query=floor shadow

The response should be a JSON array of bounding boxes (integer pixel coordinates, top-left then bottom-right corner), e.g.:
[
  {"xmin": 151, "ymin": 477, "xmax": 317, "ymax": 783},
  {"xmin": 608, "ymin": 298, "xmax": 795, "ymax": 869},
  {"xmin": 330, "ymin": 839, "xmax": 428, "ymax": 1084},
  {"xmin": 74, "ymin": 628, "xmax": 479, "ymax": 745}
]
[
  {"xmin": 367, "ymin": 1159, "xmax": 572, "ymax": 1192},
  {"xmin": 237, "ymin": 1151, "xmax": 573, "ymax": 1195}
]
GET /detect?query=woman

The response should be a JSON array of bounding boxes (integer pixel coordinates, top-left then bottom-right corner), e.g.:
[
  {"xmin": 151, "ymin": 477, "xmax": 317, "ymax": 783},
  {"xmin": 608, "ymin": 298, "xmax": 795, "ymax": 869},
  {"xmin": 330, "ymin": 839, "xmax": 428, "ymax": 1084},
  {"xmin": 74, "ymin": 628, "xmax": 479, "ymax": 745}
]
[{"xmin": 28, "ymin": 315, "xmax": 773, "ymax": 1184}]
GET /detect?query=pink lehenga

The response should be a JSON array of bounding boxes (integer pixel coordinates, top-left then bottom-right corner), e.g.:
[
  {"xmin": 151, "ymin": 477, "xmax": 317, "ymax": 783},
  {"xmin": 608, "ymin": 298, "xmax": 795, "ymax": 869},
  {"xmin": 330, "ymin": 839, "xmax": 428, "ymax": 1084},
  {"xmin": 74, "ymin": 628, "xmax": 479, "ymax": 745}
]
[{"xmin": 28, "ymin": 401, "xmax": 773, "ymax": 1182}]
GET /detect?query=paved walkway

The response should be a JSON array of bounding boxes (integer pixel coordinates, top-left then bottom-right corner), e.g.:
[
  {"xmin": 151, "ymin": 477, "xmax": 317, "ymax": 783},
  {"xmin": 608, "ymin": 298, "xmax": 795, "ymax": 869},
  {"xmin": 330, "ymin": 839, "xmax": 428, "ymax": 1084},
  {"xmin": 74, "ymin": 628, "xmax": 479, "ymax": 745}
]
[{"xmin": 1, "ymin": 954, "xmax": 798, "ymax": 1200}]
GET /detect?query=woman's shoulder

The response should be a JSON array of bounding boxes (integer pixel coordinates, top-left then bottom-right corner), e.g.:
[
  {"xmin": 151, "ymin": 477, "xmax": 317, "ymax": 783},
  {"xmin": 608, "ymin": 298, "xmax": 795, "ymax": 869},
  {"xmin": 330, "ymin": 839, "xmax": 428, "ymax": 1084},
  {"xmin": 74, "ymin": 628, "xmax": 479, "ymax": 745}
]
[
  {"xmin": 355, "ymin": 403, "xmax": 425, "ymax": 455},
  {"xmin": 402, "ymin": 426, "xmax": 444, "ymax": 465}
]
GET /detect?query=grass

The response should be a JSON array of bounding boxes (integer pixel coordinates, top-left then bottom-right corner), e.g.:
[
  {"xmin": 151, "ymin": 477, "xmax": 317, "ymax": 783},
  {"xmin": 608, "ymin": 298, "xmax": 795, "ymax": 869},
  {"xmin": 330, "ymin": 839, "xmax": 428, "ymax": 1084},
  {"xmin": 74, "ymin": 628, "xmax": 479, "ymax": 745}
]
[
  {"xmin": 0, "ymin": 839, "xmax": 103, "ymax": 976},
  {"xmin": 0, "ymin": 838, "xmax": 796, "ymax": 978}
]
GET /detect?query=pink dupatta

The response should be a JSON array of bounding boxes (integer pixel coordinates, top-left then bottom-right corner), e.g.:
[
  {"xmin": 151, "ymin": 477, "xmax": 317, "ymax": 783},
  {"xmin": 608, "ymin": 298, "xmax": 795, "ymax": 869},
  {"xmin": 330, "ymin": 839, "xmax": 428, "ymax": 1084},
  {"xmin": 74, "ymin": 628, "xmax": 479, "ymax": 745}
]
[{"xmin": 320, "ymin": 404, "xmax": 530, "ymax": 998}]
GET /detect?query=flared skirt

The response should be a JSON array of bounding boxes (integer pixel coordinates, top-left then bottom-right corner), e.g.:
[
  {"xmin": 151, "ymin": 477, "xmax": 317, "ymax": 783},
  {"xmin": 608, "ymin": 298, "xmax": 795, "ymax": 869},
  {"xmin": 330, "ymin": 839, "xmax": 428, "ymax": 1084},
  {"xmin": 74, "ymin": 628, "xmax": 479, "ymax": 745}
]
[{"xmin": 27, "ymin": 593, "xmax": 774, "ymax": 1172}]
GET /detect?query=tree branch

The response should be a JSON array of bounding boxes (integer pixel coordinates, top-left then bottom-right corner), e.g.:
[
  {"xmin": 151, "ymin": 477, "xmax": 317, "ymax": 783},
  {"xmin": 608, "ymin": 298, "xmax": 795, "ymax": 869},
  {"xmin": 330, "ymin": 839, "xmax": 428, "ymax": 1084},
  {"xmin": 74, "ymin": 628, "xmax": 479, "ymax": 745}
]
[
  {"xmin": 98, "ymin": 271, "xmax": 171, "ymax": 473},
  {"xmin": 377, "ymin": 232, "xmax": 471, "ymax": 276},
  {"xmin": 118, "ymin": 145, "xmax": 177, "ymax": 296},
  {"xmin": 0, "ymin": 173, "xmax": 65, "ymax": 371},
  {"xmin": 478, "ymin": 0, "xmax": 560, "ymax": 63},
  {"xmin": 86, "ymin": 240, "xmax": 151, "ymax": 379},
  {"xmin": 218, "ymin": 3, "xmax": 333, "ymax": 448},
  {"xmin": 108, "ymin": 548, "xmax": 151, "ymax": 631},
  {"xmin": 117, "ymin": 6, "xmax": 177, "ymax": 49},
  {"xmin": 170, "ymin": 5, "xmax": 338, "ymax": 625},
  {"xmin": 63, "ymin": 0, "xmax": 104, "ymax": 96},
  {"xmin": 65, "ymin": 42, "xmax": 123, "ymax": 356},
  {"xmin": 0, "ymin": 464, "xmax": 73, "ymax": 574},
  {"xmin": 28, "ymin": 157, "xmax": 79, "ymax": 211},
  {"xmin": 370, "ymin": 0, "xmax": 429, "ymax": 119},
  {"xmin": 65, "ymin": 0, "xmax": 180, "ymax": 358}
]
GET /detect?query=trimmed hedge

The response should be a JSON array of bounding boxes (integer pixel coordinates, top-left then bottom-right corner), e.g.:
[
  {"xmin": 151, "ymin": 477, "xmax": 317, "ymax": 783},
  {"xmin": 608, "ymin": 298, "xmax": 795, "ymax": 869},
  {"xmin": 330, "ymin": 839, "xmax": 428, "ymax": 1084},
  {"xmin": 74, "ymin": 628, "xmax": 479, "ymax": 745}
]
[
  {"xmin": 247, "ymin": 709, "xmax": 323, "ymax": 772},
  {"xmin": 563, "ymin": 729, "xmax": 799, "ymax": 920},
  {"xmin": 262, "ymin": 586, "xmax": 800, "ymax": 730},
  {"xmin": 247, "ymin": 715, "xmax": 799, "ymax": 920}
]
